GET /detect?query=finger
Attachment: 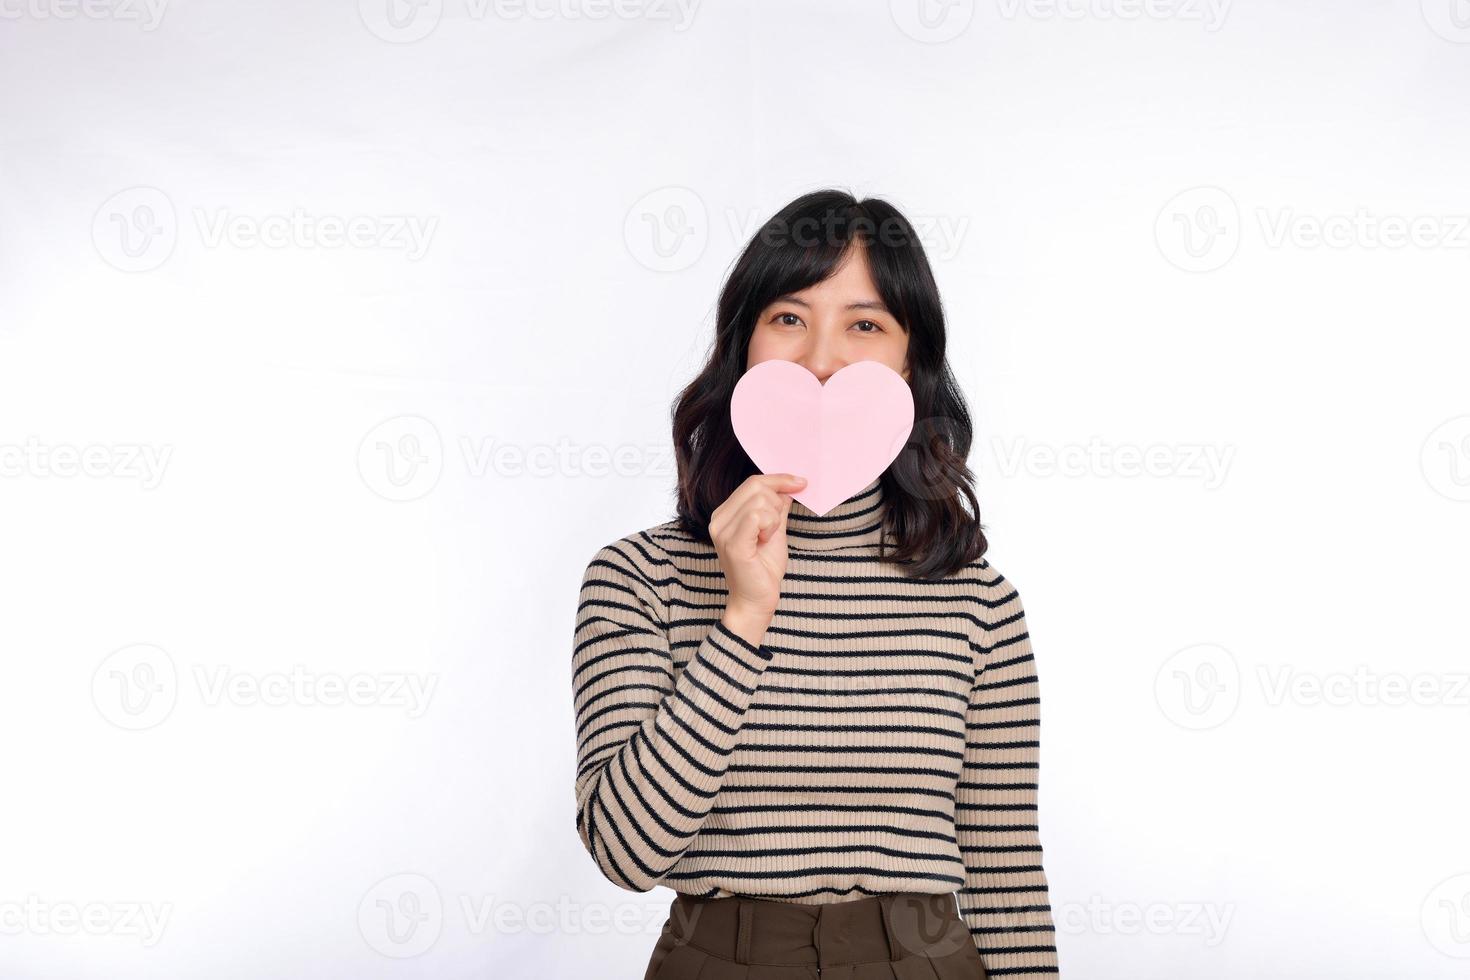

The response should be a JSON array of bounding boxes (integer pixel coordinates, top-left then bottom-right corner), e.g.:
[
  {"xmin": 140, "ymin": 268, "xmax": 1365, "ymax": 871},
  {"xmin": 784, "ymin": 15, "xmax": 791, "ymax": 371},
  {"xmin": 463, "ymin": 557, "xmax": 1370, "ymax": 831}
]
[
  {"xmin": 730, "ymin": 473, "xmax": 807, "ymax": 517},
  {"xmin": 718, "ymin": 484, "xmax": 783, "ymax": 543},
  {"xmin": 712, "ymin": 473, "xmax": 806, "ymax": 536},
  {"xmin": 751, "ymin": 473, "xmax": 808, "ymax": 493}
]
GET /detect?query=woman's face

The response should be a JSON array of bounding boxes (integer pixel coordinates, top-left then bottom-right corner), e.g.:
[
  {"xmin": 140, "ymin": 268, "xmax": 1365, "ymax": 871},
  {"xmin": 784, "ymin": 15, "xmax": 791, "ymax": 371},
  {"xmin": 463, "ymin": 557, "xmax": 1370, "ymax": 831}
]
[{"xmin": 745, "ymin": 246, "xmax": 911, "ymax": 385}]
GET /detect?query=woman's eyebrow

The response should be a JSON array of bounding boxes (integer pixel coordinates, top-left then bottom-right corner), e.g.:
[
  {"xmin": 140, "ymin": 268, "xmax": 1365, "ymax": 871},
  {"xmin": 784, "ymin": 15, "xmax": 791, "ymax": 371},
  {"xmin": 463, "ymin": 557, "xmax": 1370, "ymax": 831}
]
[{"xmin": 771, "ymin": 294, "xmax": 890, "ymax": 313}]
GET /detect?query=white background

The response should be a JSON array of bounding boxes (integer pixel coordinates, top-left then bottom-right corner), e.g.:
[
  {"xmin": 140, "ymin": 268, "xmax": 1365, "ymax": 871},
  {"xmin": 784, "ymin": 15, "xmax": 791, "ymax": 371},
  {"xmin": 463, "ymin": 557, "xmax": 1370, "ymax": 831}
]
[{"xmin": 2, "ymin": 1, "xmax": 1469, "ymax": 977}]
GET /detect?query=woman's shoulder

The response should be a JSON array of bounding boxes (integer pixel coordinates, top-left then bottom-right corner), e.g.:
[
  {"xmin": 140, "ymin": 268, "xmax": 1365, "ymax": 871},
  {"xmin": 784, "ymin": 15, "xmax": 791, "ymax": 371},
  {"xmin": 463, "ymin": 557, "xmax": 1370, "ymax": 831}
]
[
  {"xmin": 957, "ymin": 551, "xmax": 1028, "ymax": 611},
  {"xmin": 583, "ymin": 518, "xmax": 707, "ymax": 575}
]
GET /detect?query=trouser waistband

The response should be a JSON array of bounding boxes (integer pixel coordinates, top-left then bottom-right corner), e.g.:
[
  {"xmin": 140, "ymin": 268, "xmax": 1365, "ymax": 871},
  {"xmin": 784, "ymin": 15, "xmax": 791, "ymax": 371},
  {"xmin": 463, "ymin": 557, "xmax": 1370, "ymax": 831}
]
[{"xmin": 667, "ymin": 891, "xmax": 970, "ymax": 968}]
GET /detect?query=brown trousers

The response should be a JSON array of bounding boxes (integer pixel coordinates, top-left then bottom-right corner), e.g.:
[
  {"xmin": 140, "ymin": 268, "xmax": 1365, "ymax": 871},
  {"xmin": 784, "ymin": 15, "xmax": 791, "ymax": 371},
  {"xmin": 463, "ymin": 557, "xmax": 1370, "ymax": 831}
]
[{"xmin": 643, "ymin": 891, "xmax": 987, "ymax": 980}]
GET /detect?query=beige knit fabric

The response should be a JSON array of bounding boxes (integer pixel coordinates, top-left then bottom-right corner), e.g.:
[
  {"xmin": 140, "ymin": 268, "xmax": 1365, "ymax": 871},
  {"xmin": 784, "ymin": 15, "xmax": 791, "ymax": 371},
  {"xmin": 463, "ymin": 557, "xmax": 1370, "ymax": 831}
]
[{"xmin": 572, "ymin": 477, "xmax": 1060, "ymax": 977}]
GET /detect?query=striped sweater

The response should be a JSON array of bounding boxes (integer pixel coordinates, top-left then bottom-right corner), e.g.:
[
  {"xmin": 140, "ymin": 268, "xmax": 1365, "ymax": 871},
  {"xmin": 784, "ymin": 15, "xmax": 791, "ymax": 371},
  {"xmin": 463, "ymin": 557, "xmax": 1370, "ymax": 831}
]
[{"xmin": 571, "ymin": 477, "xmax": 1061, "ymax": 977}]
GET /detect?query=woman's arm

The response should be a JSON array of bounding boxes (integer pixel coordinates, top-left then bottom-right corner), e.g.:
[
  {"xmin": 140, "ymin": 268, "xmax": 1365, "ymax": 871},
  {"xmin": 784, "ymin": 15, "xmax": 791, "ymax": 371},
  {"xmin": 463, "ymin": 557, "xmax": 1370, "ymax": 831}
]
[
  {"xmin": 571, "ymin": 535, "xmax": 774, "ymax": 892},
  {"xmin": 955, "ymin": 562, "xmax": 1062, "ymax": 976}
]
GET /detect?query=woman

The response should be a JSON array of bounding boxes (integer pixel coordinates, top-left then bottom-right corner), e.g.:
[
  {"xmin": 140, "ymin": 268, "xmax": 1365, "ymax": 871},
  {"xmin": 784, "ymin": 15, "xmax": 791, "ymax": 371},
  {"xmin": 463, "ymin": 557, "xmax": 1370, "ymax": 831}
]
[{"xmin": 571, "ymin": 189, "xmax": 1060, "ymax": 979}]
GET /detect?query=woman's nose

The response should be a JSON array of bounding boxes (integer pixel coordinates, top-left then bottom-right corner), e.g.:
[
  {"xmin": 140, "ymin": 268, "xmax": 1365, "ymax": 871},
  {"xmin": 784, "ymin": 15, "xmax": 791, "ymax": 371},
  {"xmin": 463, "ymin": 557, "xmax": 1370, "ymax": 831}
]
[
  {"xmin": 800, "ymin": 341, "xmax": 844, "ymax": 385},
  {"xmin": 802, "ymin": 361, "xmax": 842, "ymax": 385}
]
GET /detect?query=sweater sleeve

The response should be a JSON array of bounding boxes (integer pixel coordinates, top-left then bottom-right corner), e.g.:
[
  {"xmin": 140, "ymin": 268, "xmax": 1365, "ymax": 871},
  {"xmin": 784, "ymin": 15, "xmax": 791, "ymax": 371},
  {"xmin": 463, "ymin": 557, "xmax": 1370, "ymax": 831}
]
[
  {"xmin": 571, "ymin": 535, "xmax": 775, "ymax": 892},
  {"xmin": 955, "ymin": 563, "xmax": 1061, "ymax": 976}
]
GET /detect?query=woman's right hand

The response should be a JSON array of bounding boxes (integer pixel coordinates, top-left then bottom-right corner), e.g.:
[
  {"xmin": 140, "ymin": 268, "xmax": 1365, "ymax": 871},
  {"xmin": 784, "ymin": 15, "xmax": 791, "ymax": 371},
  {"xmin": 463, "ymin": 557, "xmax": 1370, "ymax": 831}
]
[{"xmin": 708, "ymin": 473, "xmax": 807, "ymax": 628}]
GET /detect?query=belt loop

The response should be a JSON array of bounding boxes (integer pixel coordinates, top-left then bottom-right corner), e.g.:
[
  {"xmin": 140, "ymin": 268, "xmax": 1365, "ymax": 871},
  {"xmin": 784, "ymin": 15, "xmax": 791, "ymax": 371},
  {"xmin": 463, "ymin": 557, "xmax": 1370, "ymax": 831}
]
[
  {"xmin": 735, "ymin": 899, "xmax": 754, "ymax": 964},
  {"xmin": 879, "ymin": 894, "xmax": 901, "ymax": 962}
]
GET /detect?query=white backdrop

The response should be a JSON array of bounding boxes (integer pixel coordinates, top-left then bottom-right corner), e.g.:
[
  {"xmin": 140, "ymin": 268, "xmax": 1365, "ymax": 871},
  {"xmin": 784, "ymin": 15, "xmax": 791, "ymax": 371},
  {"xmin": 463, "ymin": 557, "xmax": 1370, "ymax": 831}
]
[{"xmin": 3, "ymin": 1, "xmax": 1469, "ymax": 977}]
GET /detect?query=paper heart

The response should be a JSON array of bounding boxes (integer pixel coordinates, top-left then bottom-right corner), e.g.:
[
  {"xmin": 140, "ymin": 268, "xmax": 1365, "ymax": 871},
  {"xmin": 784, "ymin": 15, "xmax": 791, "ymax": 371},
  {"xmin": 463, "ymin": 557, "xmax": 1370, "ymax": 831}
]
[{"xmin": 730, "ymin": 359, "xmax": 915, "ymax": 515}]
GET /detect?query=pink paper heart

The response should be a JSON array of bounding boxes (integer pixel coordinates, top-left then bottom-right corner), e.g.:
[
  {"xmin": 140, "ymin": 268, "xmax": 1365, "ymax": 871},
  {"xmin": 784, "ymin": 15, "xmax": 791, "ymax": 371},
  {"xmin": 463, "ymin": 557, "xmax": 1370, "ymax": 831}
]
[{"xmin": 730, "ymin": 359, "xmax": 915, "ymax": 515}]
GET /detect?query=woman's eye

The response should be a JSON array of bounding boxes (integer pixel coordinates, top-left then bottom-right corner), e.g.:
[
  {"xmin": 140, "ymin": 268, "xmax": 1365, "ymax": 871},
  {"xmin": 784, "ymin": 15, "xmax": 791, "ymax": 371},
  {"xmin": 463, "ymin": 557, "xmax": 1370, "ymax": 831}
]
[
  {"xmin": 776, "ymin": 313, "xmax": 801, "ymax": 326},
  {"xmin": 854, "ymin": 320, "xmax": 883, "ymax": 333}
]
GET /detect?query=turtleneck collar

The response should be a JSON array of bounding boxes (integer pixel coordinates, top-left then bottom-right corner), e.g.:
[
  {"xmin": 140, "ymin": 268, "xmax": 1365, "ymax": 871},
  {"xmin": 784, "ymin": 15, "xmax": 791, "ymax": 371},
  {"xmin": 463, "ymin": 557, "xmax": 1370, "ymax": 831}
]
[{"xmin": 784, "ymin": 477, "xmax": 890, "ymax": 552}]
